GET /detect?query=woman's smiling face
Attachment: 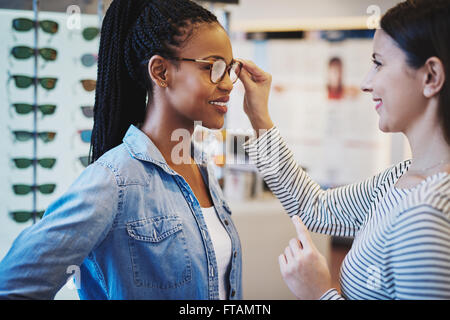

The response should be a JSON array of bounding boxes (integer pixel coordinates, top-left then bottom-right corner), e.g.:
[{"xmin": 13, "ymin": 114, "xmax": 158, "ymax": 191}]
[
  {"xmin": 361, "ymin": 29, "xmax": 428, "ymax": 134},
  {"xmin": 165, "ymin": 22, "xmax": 235, "ymax": 130}
]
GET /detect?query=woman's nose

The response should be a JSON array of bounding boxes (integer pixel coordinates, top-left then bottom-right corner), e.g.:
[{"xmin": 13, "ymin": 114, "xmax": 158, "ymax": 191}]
[
  {"xmin": 218, "ymin": 72, "xmax": 233, "ymax": 92},
  {"xmin": 360, "ymin": 71, "xmax": 373, "ymax": 93}
]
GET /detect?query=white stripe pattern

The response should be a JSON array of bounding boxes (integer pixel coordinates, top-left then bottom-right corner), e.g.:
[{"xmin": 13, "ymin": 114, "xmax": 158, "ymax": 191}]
[{"xmin": 243, "ymin": 127, "xmax": 450, "ymax": 300}]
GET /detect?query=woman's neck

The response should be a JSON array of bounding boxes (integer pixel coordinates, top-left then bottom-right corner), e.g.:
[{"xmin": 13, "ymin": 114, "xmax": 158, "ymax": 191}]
[
  {"xmin": 140, "ymin": 102, "xmax": 196, "ymax": 166},
  {"xmin": 404, "ymin": 110, "xmax": 450, "ymax": 176}
]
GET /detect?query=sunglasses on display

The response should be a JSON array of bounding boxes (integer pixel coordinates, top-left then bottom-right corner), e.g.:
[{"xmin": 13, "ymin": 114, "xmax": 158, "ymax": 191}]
[
  {"xmin": 80, "ymin": 79, "xmax": 96, "ymax": 92},
  {"xmin": 81, "ymin": 106, "xmax": 94, "ymax": 118},
  {"xmin": 172, "ymin": 57, "xmax": 242, "ymax": 84},
  {"xmin": 82, "ymin": 27, "xmax": 100, "ymax": 40},
  {"xmin": 12, "ymin": 158, "xmax": 56, "ymax": 169},
  {"xmin": 9, "ymin": 210, "xmax": 45, "ymax": 223},
  {"xmin": 12, "ymin": 130, "xmax": 56, "ymax": 143},
  {"xmin": 12, "ymin": 103, "xmax": 56, "ymax": 116},
  {"xmin": 79, "ymin": 156, "xmax": 90, "ymax": 167},
  {"xmin": 77, "ymin": 130, "xmax": 92, "ymax": 143},
  {"xmin": 12, "ymin": 18, "xmax": 59, "ymax": 34},
  {"xmin": 10, "ymin": 74, "xmax": 57, "ymax": 90},
  {"xmin": 12, "ymin": 183, "xmax": 56, "ymax": 195},
  {"xmin": 81, "ymin": 53, "xmax": 98, "ymax": 67},
  {"xmin": 11, "ymin": 46, "xmax": 57, "ymax": 61}
]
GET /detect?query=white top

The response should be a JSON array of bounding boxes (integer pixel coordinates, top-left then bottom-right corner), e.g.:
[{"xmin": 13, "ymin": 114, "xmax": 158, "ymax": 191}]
[{"xmin": 201, "ymin": 206, "xmax": 232, "ymax": 300}]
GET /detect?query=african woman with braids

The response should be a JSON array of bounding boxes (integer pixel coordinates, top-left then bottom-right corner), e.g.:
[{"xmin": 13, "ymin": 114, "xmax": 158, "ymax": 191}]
[{"xmin": 0, "ymin": 0, "xmax": 243, "ymax": 300}]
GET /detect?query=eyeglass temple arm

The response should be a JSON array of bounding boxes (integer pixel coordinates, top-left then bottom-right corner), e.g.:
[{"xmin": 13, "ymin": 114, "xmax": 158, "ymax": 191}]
[{"xmin": 175, "ymin": 58, "xmax": 213, "ymax": 64}]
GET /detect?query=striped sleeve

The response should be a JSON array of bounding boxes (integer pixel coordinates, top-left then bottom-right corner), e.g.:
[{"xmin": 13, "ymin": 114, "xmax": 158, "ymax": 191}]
[
  {"xmin": 319, "ymin": 288, "xmax": 345, "ymax": 300},
  {"xmin": 387, "ymin": 204, "xmax": 450, "ymax": 299},
  {"xmin": 243, "ymin": 126, "xmax": 396, "ymax": 237}
]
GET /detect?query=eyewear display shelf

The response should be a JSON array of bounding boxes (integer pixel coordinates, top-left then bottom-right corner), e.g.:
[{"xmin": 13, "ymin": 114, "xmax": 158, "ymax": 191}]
[{"xmin": 1, "ymin": 4, "xmax": 100, "ymax": 277}]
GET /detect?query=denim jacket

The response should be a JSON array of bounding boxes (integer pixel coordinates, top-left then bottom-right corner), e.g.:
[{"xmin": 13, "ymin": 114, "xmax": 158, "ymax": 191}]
[{"xmin": 0, "ymin": 125, "xmax": 242, "ymax": 300}]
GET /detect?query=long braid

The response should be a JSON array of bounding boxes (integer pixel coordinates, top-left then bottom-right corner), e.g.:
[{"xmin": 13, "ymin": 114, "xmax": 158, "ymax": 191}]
[{"xmin": 90, "ymin": 0, "xmax": 218, "ymax": 162}]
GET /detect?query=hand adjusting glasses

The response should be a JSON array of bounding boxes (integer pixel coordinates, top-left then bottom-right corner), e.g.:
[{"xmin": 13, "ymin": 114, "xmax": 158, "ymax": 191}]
[{"xmin": 172, "ymin": 57, "xmax": 242, "ymax": 84}]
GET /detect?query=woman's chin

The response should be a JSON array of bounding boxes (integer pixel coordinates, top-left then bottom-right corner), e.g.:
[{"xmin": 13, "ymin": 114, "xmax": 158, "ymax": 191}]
[{"xmin": 203, "ymin": 119, "xmax": 225, "ymax": 130}]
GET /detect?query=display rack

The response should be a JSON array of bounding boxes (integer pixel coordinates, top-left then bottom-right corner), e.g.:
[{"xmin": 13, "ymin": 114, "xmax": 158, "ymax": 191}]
[{"xmin": 31, "ymin": 0, "xmax": 39, "ymax": 224}]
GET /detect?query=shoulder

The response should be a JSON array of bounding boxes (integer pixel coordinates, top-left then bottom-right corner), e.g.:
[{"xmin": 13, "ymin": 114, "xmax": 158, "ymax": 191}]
[
  {"xmin": 92, "ymin": 143, "xmax": 155, "ymax": 186},
  {"xmin": 414, "ymin": 173, "xmax": 450, "ymax": 213},
  {"xmin": 394, "ymin": 174, "xmax": 450, "ymax": 229},
  {"xmin": 374, "ymin": 160, "xmax": 411, "ymax": 189}
]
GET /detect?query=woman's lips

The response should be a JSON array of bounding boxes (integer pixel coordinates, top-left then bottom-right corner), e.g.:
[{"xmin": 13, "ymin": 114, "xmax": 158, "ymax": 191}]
[
  {"xmin": 375, "ymin": 100, "xmax": 383, "ymax": 111},
  {"xmin": 209, "ymin": 101, "xmax": 228, "ymax": 114},
  {"xmin": 209, "ymin": 97, "xmax": 229, "ymax": 114}
]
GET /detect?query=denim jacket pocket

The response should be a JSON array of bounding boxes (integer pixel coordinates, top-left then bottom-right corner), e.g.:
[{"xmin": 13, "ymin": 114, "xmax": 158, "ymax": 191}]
[{"xmin": 126, "ymin": 215, "xmax": 192, "ymax": 288}]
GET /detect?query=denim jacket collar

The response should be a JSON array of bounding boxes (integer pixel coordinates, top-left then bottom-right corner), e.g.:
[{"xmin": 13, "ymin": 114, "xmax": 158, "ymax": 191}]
[{"xmin": 123, "ymin": 125, "xmax": 209, "ymax": 174}]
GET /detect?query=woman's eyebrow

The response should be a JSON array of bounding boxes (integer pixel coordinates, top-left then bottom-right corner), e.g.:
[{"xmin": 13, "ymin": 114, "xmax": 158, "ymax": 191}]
[
  {"xmin": 372, "ymin": 53, "xmax": 382, "ymax": 59},
  {"xmin": 202, "ymin": 55, "xmax": 225, "ymax": 60},
  {"xmin": 201, "ymin": 55, "xmax": 234, "ymax": 64}
]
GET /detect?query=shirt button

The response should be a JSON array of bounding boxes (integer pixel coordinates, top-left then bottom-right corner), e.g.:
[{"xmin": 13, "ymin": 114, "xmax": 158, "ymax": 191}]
[
  {"xmin": 234, "ymin": 251, "xmax": 237, "ymax": 258},
  {"xmin": 224, "ymin": 219, "xmax": 229, "ymax": 226},
  {"xmin": 231, "ymin": 289, "xmax": 236, "ymax": 297}
]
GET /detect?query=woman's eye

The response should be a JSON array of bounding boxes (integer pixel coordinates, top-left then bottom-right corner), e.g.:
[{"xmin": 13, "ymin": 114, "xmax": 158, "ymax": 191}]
[{"xmin": 372, "ymin": 59, "xmax": 382, "ymax": 69}]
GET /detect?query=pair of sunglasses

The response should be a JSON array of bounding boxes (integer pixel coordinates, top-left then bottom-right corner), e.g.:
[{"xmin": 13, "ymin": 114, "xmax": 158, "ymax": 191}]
[
  {"xmin": 9, "ymin": 210, "xmax": 45, "ymax": 223},
  {"xmin": 13, "ymin": 130, "xmax": 56, "ymax": 143},
  {"xmin": 80, "ymin": 79, "xmax": 96, "ymax": 92},
  {"xmin": 173, "ymin": 57, "xmax": 242, "ymax": 84},
  {"xmin": 12, "ymin": 18, "xmax": 59, "ymax": 34},
  {"xmin": 79, "ymin": 156, "xmax": 90, "ymax": 167},
  {"xmin": 13, "ymin": 158, "xmax": 56, "ymax": 169},
  {"xmin": 82, "ymin": 27, "xmax": 99, "ymax": 40},
  {"xmin": 81, "ymin": 53, "xmax": 97, "ymax": 67},
  {"xmin": 81, "ymin": 106, "xmax": 94, "ymax": 118},
  {"xmin": 11, "ymin": 46, "xmax": 57, "ymax": 61},
  {"xmin": 12, "ymin": 103, "xmax": 56, "ymax": 115},
  {"xmin": 78, "ymin": 130, "xmax": 92, "ymax": 143},
  {"xmin": 10, "ymin": 75, "xmax": 57, "ymax": 90},
  {"xmin": 12, "ymin": 184, "xmax": 56, "ymax": 195}
]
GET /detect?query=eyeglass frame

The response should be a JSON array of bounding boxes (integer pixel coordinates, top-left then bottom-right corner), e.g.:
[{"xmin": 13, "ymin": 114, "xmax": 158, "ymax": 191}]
[{"xmin": 171, "ymin": 57, "xmax": 242, "ymax": 84}]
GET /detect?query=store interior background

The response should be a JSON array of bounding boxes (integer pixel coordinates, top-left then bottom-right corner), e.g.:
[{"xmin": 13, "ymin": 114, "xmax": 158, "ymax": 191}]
[{"xmin": 0, "ymin": 0, "xmax": 406, "ymax": 299}]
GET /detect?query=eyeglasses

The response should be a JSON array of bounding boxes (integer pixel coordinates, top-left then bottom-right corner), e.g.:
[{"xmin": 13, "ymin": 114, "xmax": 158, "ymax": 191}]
[
  {"xmin": 11, "ymin": 46, "xmax": 57, "ymax": 61},
  {"xmin": 79, "ymin": 156, "xmax": 90, "ymax": 167},
  {"xmin": 77, "ymin": 130, "xmax": 92, "ymax": 143},
  {"xmin": 13, "ymin": 130, "xmax": 56, "ymax": 143},
  {"xmin": 10, "ymin": 75, "xmax": 57, "ymax": 90},
  {"xmin": 12, "ymin": 18, "xmax": 59, "ymax": 34},
  {"xmin": 81, "ymin": 53, "xmax": 97, "ymax": 67},
  {"xmin": 9, "ymin": 210, "xmax": 45, "ymax": 223},
  {"xmin": 80, "ymin": 79, "xmax": 96, "ymax": 92},
  {"xmin": 81, "ymin": 106, "xmax": 94, "ymax": 118},
  {"xmin": 12, "ymin": 184, "xmax": 56, "ymax": 195},
  {"xmin": 82, "ymin": 27, "xmax": 100, "ymax": 40},
  {"xmin": 13, "ymin": 158, "xmax": 56, "ymax": 169},
  {"xmin": 12, "ymin": 103, "xmax": 56, "ymax": 115},
  {"xmin": 173, "ymin": 58, "xmax": 242, "ymax": 84}
]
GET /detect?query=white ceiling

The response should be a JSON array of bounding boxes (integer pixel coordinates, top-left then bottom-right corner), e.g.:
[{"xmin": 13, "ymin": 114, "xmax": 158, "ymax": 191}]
[{"xmin": 215, "ymin": 0, "xmax": 403, "ymax": 31}]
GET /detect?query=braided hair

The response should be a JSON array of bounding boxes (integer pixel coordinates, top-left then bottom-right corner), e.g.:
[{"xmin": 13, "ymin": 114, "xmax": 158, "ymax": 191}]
[{"xmin": 91, "ymin": 0, "xmax": 219, "ymax": 162}]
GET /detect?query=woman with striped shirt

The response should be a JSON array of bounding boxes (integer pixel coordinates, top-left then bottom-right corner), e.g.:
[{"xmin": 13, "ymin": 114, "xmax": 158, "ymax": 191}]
[{"xmin": 238, "ymin": 0, "xmax": 450, "ymax": 299}]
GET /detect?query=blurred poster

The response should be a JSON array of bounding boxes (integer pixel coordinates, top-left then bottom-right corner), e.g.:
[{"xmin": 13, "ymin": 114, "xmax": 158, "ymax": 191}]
[{"xmin": 228, "ymin": 36, "xmax": 391, "ymax": 188}]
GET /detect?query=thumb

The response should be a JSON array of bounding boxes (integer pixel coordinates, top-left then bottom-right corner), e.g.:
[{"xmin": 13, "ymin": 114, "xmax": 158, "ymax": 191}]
[{"xmin": 291, "ymin": 215, "xmax": 313, "ymax": 251}]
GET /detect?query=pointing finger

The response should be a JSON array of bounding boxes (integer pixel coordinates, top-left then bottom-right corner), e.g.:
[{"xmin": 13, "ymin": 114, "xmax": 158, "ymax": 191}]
[{"xmin": 291, "ymin": 215, "xmax": 313, "ymax": 251}]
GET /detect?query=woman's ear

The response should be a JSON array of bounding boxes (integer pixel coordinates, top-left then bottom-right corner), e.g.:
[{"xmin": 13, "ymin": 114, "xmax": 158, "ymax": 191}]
[
  {"xmin": 148, "ymin": 55, "xmax": 169, "ymax": 88},
  {"xmin": 423, "ymin": 56, "xmax": 445, "ymax": 98}
]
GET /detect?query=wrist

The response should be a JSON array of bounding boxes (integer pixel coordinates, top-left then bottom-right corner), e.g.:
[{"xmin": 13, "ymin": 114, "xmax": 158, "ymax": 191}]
[{"xmin": 249, "ymin": 115, "xmax": 274, "ymax": 136}]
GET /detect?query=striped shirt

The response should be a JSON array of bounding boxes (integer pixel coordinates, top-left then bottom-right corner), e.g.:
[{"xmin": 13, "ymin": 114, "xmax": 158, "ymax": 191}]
[{"xmin": 243, "ymin": 126, "xmax": 450, "ymax": 300}]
